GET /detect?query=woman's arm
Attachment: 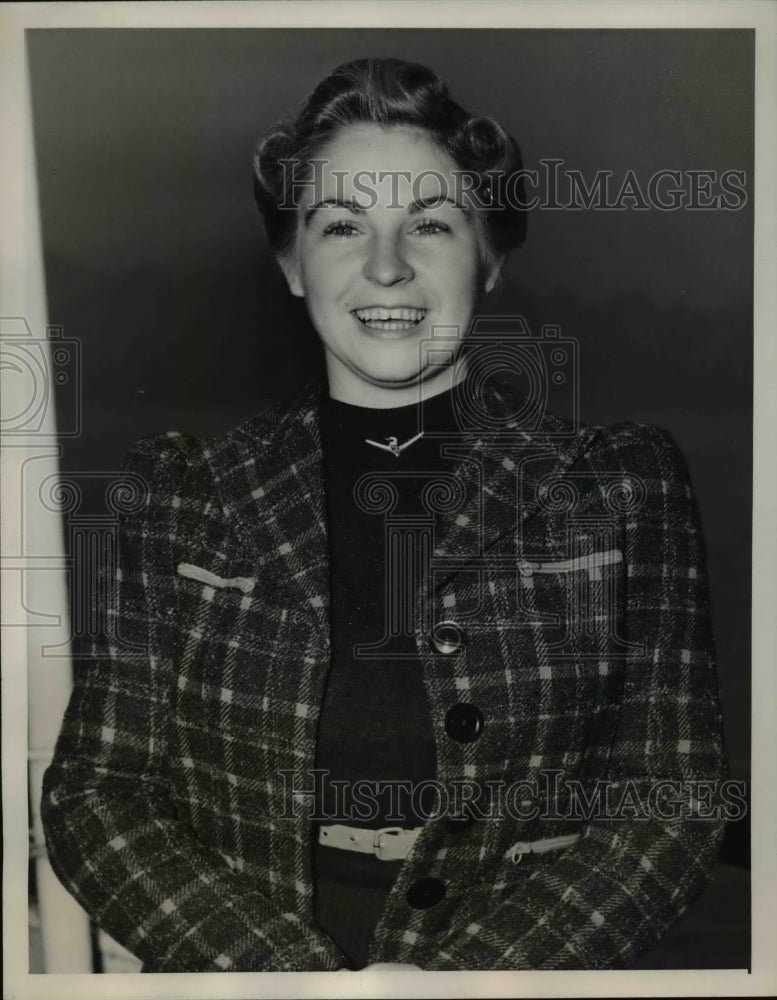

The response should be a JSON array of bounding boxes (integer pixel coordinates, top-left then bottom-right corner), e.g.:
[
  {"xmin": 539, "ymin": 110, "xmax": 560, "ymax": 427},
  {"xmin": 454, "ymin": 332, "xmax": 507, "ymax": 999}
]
[
  {"xmin": 418, "ymin": 425, "xmax": 728, "ymax": 970},
  {"xmin": 41, "ymin": 435, "xmax": 347, "ymax": 973}
]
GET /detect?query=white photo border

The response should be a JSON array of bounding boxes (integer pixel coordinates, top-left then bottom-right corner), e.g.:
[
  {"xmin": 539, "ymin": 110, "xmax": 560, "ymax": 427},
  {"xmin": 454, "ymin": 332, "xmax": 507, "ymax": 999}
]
[{"xmin": 2, "ymin": 2, "xmax": 774, "ymax": 998}]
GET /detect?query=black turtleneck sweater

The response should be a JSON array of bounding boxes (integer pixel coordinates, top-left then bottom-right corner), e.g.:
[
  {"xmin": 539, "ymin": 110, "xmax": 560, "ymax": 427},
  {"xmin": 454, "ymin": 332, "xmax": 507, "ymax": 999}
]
[{"xmin": 313, "ymin": 384, "xmax": 463, "ymax": 965}]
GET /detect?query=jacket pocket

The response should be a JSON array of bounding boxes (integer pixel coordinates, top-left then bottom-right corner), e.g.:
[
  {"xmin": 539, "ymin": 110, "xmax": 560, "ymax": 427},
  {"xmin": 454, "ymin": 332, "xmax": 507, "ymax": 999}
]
[
  {"xmin": 502, "ymin": 831, "xmax": 582, "ymax": 864},
  {"xmin": 517, "ymin": 546, "xmax": 629, "ymax": 662},
  {"xmin": 171, "ymin": 566, "xmax": 316, "ymax": 744},
  {"xmin": 501, "ymin": 547, "xmax": 630, "ymax": 767},
  {"xmin": 522, "ymin": 547, "xmax": 623, "ymax": 578}
]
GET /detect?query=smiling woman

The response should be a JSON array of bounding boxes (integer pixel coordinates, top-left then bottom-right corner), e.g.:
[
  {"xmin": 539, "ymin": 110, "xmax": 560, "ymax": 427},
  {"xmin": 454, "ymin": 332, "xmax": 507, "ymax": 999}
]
[
  {"xmin": 40, "ymin": 57, "xmax": 727, "ymax": 973},
  {"xmin": 253, "ymin": 59, "xmax": 525, "ymax": 405},
  {"xmin": 279, "ymin": 124, "xmax": 492, "ymax": 402}
]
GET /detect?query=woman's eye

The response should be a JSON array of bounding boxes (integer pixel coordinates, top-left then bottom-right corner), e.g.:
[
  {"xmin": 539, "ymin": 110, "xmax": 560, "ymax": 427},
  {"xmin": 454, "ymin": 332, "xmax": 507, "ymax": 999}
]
[
  {"xmin": 412, "ymin": 218, "xmax": 450, "ymax": 236},
  {"xmin": 322, "ymin": 220, "xmax": 360, "ymax": 237}
]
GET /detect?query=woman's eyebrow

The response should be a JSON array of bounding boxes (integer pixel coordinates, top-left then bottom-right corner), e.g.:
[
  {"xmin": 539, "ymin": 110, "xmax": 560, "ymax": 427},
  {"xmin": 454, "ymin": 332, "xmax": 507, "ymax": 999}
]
[
  {"xmin": 409, "ymin": 195, "xmax": 469, "ymax": 214},
  {"xmin": 303, "ymin": 198, "xmax": 366, "ymax": 227},
  {"xmin": 304, "ymin": 194, "xmax": 469, "ymax": 226}
]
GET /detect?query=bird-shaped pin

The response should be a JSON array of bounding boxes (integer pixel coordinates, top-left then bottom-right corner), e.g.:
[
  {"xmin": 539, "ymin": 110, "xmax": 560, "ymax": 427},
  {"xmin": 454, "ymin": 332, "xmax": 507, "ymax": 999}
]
[{"xmin": 364, "ymin": 431, "xmax": 424, "ymax": 457}]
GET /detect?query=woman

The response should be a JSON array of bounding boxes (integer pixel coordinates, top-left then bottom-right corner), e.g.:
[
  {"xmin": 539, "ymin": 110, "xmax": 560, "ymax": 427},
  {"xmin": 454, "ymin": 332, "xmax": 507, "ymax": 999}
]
[{"xmin": 41, "ymin": 58, "xmax": 726, "ymax": 972}]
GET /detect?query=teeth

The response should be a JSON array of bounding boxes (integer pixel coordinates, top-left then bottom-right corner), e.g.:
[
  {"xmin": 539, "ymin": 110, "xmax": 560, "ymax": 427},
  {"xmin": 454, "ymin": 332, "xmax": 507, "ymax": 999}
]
[{"xmin": 354, "ymin": 307, "xmax": 427, "ymax": 323}]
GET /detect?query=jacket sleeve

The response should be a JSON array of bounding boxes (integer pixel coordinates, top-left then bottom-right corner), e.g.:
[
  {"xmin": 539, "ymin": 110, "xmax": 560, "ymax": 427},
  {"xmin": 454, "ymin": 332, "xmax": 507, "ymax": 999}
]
[
  {"xmin": 40, "ymin": 433, "xmax": 347, "ymax": 973},
  {"xmin": 420, "ymin": 425, "xmax": 728, "ymax": 970}
]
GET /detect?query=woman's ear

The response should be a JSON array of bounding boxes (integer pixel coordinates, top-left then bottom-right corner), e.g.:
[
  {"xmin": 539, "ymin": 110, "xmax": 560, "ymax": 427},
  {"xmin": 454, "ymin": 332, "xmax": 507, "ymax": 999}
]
[{"xmin": 277, "ymin": 251, "xmax": 305, "ymax": 298}]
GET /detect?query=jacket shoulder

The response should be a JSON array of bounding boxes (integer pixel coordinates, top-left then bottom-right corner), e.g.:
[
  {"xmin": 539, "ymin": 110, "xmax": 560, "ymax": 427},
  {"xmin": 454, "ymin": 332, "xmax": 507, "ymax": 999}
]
[
  {"xmin": 123, "ymin": 430, "xmax": 204, "ymax": 470},
  {"xmin": 206, "ymin": 394, "xmax": 301, "ymax": 454},
  {"xmin": 487, "ymin": 380, "xmax": 687, "ymax": 480},
  {"xmin": 582, "ymin": 421, "xmax": 692, "ymax": 482},
  {"xmin": 121, "ymin": 431, "xmax": 214, "ymax": 514}
]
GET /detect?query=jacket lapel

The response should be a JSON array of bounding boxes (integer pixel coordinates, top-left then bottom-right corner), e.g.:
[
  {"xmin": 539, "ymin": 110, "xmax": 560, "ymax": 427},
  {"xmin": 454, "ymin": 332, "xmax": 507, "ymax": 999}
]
[
  {"xmin": 205, "ymin": 378, "xmax": 332, "ymax": 642},
  {"xmin": 429, "ymin": 380, "xmax": 597, "ymax": 588}
]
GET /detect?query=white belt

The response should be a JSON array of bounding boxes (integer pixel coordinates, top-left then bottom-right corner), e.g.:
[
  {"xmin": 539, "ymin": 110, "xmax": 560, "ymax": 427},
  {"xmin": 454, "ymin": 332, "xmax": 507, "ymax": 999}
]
[
  {"xmin": 318, "ymin": 824, "xmax": 423, "ymax": 861},
  {"xmin": 318, "ymin": 825, "xmax": 580, "ymax": 863}
]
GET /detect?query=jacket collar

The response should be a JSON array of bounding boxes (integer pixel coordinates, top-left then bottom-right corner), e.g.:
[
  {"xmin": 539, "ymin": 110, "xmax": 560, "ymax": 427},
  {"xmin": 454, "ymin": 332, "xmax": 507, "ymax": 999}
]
[{"xmin": 205, "ymin": 377, "xmax": 596, "ymax": 628}]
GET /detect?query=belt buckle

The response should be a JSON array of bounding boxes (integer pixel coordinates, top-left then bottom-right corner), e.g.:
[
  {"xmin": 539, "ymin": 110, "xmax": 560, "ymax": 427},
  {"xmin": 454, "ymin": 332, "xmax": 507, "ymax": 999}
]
[{"xmin": 373, "ymin": 826, "xmax": 406, "ymax": 861}]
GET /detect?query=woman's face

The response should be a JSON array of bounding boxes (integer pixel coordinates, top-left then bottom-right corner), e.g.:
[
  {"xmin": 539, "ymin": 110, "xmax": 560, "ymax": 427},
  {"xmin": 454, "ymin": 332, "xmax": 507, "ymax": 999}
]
[{"xmin": 279, "ymin": 124, "xmax": 499, "ymax": 406}]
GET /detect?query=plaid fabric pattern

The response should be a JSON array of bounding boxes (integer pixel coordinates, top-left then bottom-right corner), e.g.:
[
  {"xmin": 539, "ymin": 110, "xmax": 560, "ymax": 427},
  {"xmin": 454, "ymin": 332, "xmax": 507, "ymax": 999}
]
[{"xmin": 41, "ymin": 377, "xmax": 726, "ymax": 971}]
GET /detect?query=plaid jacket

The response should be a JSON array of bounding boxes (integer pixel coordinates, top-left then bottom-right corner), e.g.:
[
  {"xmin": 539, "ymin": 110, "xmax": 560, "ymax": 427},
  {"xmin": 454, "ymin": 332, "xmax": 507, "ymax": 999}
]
[{"xmin": 41, "ymin": 377, "xmax": 727, "ymax": 972}]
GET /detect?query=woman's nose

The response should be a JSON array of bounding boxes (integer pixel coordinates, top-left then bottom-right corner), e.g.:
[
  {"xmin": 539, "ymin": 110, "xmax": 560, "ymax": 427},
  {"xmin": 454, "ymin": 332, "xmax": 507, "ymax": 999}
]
[{"xmin": 362, "ymin": 235, "xmax": 414, "ymax": 286}]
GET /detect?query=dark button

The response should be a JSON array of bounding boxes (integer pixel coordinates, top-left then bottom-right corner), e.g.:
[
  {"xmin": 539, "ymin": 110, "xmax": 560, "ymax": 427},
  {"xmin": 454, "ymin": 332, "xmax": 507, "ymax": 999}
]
[
  {"xmin": 430, "ymin": 620, "xmax": 465, "ymax": 656},
  {"xmin": 445, "ymin": 703, "xmax": 484, "ymax": 743},
  {"xmin": 406, "ymin": 876, "xmax": 446, "ymax": 909}
]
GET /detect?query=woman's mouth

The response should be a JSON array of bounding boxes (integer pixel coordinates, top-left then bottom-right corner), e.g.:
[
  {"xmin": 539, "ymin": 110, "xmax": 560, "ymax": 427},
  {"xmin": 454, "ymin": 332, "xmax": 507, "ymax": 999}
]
[{"xmin": 352, "ymin": 307, "xmax": 427, "ymax": 331}]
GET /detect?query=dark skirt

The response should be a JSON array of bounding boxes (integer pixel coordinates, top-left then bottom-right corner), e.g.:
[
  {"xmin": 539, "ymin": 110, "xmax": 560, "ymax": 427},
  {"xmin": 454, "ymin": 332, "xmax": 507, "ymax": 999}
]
[{"xmin": 314, "ymin": 876, "xmax": 393, "ymax": 969}]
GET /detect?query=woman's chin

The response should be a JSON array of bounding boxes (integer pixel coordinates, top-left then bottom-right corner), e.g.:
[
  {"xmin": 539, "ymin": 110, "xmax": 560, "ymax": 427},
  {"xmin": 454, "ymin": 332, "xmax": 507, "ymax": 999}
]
[{"xmin": 355, "ymin": 364, "xmax": 428, "ymax": 388}]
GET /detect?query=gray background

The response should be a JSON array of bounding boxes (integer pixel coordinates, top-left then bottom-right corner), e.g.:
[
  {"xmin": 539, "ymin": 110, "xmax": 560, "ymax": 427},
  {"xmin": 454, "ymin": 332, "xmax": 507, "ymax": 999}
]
[{"xmin": 28, "ymin": 28, "xmax": 752, "ymax": 856}]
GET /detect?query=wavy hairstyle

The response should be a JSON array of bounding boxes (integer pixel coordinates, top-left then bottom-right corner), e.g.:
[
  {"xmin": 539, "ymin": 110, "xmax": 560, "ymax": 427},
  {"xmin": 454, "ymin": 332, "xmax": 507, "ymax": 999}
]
[{"xmin": 253, "ymin": 58, "xmax": 526, "ymax": 279}]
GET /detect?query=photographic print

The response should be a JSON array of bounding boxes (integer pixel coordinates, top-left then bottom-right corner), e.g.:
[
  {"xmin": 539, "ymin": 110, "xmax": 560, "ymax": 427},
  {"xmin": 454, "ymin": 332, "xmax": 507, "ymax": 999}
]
[{"xmin": 2, "ymin": 3, "xmax": 773, "ymax": 998}]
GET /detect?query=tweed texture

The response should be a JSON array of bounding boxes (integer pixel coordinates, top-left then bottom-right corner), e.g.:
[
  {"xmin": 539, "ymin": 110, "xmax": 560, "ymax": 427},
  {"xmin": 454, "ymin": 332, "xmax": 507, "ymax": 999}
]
[{"xmin": 41, "ymin": 377, "xmax": 727, "ymax": 971}]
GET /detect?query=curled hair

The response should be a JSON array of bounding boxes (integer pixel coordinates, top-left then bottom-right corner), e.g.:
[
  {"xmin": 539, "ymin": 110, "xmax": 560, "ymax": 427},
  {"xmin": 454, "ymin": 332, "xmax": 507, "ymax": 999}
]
[{"xmin": 253, "ymin": 58, "xmax": 526, "ymax": 271}]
